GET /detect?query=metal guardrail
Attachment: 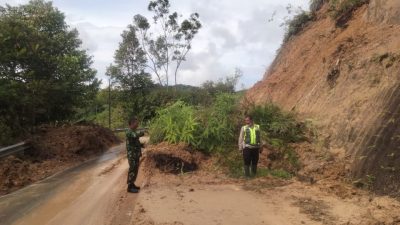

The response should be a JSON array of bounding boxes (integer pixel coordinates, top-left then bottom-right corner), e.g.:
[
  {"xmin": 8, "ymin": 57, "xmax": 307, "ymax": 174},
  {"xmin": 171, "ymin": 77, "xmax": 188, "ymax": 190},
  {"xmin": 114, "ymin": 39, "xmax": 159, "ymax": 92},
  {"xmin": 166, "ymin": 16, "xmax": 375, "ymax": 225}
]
[{"xmin": 0, "ymin": 142, "xmax": 30, "ymax": 158}]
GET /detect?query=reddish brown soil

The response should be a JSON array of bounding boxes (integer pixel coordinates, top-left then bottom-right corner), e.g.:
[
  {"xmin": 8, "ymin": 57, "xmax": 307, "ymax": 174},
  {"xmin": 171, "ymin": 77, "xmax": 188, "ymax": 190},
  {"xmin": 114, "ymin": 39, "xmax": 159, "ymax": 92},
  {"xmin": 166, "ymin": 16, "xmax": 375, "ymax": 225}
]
[
  {"xmin": 0, "ymin": 124, "xmax": 120, "ymax": 196},
  {"xmin": 245, "ymin": 1, "xmax": 400, "ymax": 196},
  {"xmin": 7, "ymin": 142, "xmax": 400, "ymax": 225}
]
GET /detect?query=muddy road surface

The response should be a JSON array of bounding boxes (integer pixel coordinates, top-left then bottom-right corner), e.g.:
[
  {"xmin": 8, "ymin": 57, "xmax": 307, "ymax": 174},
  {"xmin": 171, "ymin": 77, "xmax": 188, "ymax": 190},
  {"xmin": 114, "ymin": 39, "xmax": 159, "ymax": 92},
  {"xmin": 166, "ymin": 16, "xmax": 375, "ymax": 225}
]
[
  {"xmin": 0, "ymin": 144, "xmax": 138, "ymax": 225},
  {"xmin": 1, "ymin": 142, "xmax": 400, "ymax": 225}
]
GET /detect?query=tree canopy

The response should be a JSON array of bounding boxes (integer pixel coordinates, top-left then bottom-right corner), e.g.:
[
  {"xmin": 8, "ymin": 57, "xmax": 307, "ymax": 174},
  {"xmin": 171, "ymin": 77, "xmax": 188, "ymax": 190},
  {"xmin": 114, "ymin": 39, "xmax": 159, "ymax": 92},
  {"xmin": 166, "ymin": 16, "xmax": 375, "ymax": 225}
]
[
  {"xmin": 131, "ymin": 0, "xmax": 202, "ymax": 86},
  {"xmin": 0, "ymin": 0, "xmax": 99, "ymax": 143}
]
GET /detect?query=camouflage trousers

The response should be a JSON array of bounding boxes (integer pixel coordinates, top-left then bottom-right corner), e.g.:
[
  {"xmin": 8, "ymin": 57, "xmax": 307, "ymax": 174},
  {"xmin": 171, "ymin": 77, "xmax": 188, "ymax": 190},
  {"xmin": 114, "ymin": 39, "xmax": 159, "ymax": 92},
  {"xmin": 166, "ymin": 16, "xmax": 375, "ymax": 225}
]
[{"xmin": 127, "ymin": 154, "xmax": 140, "ymax": 185}]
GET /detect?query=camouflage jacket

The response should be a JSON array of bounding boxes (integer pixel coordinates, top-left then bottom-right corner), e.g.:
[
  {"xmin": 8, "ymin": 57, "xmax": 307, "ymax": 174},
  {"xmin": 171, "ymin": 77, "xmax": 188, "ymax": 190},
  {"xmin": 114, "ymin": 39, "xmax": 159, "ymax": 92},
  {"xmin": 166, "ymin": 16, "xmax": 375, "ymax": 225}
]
[{"xmin": 126, "ymin": 128, "xmax": 144, "ymax": 158}]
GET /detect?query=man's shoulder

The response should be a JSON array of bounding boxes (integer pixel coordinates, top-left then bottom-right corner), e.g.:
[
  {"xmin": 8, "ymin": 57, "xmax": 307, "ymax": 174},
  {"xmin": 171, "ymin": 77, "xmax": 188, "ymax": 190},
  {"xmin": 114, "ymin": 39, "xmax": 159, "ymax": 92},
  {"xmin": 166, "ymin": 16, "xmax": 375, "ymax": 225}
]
[{"xmin": 126, "ymin": 129, "xmax": 137, "ymax": 137}]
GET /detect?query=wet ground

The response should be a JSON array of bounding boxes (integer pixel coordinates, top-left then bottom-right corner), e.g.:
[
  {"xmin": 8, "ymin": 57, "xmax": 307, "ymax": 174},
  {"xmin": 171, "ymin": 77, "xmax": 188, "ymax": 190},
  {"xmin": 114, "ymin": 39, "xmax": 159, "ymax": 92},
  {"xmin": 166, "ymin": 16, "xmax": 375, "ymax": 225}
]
[
  {"xmin": 0, "ymin": 144, "xmax": 128, "ymax": 225},
  {"xmin": 1, "ymin": 140, "xmax": 400, "ymax": 225}
]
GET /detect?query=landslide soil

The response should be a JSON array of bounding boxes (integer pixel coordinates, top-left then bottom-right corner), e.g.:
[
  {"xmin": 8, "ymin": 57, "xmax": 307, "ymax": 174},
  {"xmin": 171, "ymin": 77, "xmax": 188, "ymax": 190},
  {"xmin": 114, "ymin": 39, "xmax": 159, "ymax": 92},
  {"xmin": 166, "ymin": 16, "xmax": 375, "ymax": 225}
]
[
  {"xmin": 112, "ymin": 142, "xmax": 400, "ymax": 225},
  {"xmin": 7, "ymin": 141, "xmax": 400, "ymax": 225},
  {"xmin": 245, "ymin": 1, "xmax": 400, "ymax": 196},
  {"xmin": 0, "ymin": 124, "xmax": 120, "ymax": 196}
]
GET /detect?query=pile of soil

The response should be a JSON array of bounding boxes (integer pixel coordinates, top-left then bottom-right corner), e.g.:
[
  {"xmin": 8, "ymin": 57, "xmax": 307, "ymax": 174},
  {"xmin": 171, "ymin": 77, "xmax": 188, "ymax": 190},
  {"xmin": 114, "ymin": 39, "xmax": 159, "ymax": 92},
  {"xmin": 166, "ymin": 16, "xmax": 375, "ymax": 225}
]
[
  {"xmin": 29, "ymin": 124, "xmax": 120, "ymax": 159},
  {"xmin": 141, "ymin": 142, "xmax": 205, "ymax": 177},
  {"xmin": 0, "ymin": 124, "xmax": 120, "ymax": 196}
]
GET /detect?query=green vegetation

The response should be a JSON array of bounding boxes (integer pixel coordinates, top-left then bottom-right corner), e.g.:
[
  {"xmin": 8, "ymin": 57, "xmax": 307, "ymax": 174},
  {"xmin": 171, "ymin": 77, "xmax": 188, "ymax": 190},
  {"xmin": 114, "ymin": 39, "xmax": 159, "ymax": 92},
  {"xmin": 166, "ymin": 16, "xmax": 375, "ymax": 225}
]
[
  {"xmin": 283, "ymin": 11, "xmax": 313, "ymax": 42},
  {"xmin": 148, "ymin": 91, "xmax": 305, "ymax": 178},
  {"xmin": 0, "ymin": 1, "xmax": 307, "ymax": 183},
  {"xmin": 329, "ymin": 0, "xmax": 369, "ymax": 19},
  {"xmin": 249, "ymin": 104, "xmax": 305, "ymax": 143},
  {"xmin": 149, "ymin": 101, "xmax": 198, "ymax": 145},
  {"xmin": 0, "ymin": 0, "xmax": 99, "ymax": 145},
  {"xmin": 149, "ymin": 93, "xmax": 239, "ymax": 153},
  {"xmin": 329, "ymin": 0, "xmax": 369, "ymax": 26},
  {"xmin": 0, "ymin": 0, "xmax": 203, "ymax": 146},
  {"xmin": 118, "ymin": 0, "xmax": 202, "ymax": 86},
  {"xmin": 282, "ymin": 0, "xmax": 369, "ymax": 41},
  {"xmin": 265, "ymin": 168, "xmax": 293, "ymax": 179}
]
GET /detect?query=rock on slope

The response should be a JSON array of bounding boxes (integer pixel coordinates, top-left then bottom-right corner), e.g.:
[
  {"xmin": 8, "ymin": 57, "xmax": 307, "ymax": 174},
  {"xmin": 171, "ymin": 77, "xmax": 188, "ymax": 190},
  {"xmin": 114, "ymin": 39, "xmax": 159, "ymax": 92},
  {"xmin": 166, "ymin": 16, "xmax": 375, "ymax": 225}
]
[{"xmin": 246, "ymin": 0, "xmax": 400, "ymax": 196}]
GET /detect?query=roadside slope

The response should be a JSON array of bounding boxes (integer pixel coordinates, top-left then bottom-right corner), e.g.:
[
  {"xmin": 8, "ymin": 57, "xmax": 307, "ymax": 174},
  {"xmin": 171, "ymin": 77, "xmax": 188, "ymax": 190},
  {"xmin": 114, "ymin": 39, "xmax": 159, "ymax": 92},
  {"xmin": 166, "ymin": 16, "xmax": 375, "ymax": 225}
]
[{"xmin": 246, "ymin": 1, "xmax": 400, "ymax": 195}]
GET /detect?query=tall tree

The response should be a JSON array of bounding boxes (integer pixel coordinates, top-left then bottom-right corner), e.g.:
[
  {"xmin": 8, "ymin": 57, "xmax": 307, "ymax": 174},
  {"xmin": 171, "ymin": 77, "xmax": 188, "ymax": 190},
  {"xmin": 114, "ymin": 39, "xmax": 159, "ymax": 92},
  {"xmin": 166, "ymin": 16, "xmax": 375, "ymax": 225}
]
[
  {"xmin": 107, "ymin": 24, "xmax": 154, "ymax": 120},
  {"xmin": 0, "ymin": 0, "xmax": 99, "ymax": 137},
  {"xmin": 133, "ymin": 0, "xmax": 201, "ymax": 86}
]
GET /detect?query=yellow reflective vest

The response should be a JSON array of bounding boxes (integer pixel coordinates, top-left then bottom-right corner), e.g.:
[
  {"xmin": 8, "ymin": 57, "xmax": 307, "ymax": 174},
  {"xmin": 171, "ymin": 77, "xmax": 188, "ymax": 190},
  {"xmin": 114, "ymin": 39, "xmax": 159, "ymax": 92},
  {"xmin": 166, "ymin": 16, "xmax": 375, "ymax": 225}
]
[{"xmin": 243, "ymin": 124, "xmax": 260, "ymax": 147}]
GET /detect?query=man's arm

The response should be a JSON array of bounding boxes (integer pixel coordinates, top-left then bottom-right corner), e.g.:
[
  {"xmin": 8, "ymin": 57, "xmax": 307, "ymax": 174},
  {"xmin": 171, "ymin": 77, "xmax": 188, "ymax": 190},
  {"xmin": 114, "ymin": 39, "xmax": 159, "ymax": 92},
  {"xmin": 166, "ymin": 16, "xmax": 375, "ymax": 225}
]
[{"xmin": 238, "ymin": 126, "xmax": 244, "ymax": 151}]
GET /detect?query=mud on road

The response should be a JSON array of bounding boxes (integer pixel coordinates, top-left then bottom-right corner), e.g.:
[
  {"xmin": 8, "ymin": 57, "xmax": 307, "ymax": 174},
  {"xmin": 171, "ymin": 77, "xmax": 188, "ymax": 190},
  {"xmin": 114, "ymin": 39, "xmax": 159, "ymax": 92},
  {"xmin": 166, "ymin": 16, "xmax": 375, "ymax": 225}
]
[
  {"xmin": 0, "ymin": 124, "xmax": 120, "ymax": 196},
  {"xmin": 131, "ymin": 143, "xmax": 400, "ymax": 225},
  {"xmin": 2, "ymin": 141, "xmax": 400, "ymax": 225}
]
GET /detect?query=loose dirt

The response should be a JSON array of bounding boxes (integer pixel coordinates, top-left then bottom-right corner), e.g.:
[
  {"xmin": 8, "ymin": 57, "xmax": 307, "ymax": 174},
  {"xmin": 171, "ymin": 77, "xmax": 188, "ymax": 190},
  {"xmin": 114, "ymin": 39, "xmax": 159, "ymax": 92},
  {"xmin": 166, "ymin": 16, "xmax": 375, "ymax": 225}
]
[
  {"xmin": 0, "ymin": 124, "xmax": 120, "ymax": 196},
  {"xmin": 130, "ymin": 143, "xmax": 400, "ymax": 225},
  {"xmin": 4, "ymin": 142, "xmax": 400, "ymax": 225},
  {"xmin": 245, "ymin": 1, "xmax": 400, "ymax": 196}
]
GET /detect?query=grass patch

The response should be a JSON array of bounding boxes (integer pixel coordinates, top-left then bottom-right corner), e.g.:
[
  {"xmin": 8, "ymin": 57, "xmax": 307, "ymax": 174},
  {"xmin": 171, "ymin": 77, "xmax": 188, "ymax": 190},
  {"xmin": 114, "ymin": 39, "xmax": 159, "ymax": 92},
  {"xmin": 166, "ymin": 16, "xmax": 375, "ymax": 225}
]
[
  {"xmin": 218, "ymin": 150, "xmax": 244, "ymax": 178},
  {"xmin": 268, "ymin": 169, "xmax": 293, "ymax": 179}
]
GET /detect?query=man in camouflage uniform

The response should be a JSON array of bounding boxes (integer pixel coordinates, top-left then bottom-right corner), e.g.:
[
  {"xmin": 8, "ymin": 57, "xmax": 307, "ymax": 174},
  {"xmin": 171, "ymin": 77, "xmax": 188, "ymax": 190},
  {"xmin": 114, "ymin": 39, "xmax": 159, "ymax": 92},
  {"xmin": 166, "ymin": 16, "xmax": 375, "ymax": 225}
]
[{"xmin": 126, "ymin": 117, "xmax": 144, "ymax": 193}]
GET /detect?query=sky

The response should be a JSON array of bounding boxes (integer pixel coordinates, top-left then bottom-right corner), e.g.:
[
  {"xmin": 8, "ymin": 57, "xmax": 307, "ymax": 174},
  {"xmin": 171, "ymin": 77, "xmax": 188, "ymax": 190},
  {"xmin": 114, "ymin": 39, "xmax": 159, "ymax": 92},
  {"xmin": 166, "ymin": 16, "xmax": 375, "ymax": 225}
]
[{"xmin": 1, "ymin": 0, "xmax": 310, "ymax": 89}]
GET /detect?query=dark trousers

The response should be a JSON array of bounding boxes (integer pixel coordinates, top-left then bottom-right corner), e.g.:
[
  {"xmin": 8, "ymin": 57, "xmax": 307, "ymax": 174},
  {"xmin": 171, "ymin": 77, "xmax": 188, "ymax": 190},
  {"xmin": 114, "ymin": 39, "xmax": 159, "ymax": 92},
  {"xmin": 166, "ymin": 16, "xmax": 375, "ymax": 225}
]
[
  {"xmin": 127, "ymin": 156, "xmax": 140, "ymax": 185},
  {"xmin": 243, "ymin": 147, "xmax": 259, "ymax": 176},
  {"xmin": 243, "ymin": 147, "xmax": 259, "ymax": 166}
]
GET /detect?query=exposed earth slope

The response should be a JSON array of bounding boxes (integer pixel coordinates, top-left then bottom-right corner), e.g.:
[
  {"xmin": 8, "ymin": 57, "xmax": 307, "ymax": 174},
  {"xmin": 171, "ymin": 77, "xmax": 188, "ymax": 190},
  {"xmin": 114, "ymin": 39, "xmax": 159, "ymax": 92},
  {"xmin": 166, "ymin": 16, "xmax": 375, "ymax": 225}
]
[{"xmin": 246, "ymin": 0, "xmax": 400, "ymax": 196}]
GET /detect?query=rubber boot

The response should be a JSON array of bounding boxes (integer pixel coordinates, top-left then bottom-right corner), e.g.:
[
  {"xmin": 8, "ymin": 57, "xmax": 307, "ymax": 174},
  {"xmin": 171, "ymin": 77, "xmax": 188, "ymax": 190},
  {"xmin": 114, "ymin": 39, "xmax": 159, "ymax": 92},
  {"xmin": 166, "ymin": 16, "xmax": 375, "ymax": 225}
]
[
  {"xmin": 244, "ymin": 165, "xmax": 250, "ymax": 177},
  {"xmin": 127, "ymin": 184, "xmax": 139, "ymax": 193},
  {"xmin": 251, "ymin": 165, "xmax": 257, "ymax": 177}
]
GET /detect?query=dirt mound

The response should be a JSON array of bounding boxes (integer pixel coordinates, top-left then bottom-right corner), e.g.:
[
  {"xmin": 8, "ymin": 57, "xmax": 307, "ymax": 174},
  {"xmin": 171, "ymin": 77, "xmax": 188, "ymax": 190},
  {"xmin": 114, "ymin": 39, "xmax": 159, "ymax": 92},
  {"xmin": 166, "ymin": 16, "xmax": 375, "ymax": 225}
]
[
  {"xmin": 28, "ymin": 124, "xmax": 120, "ymax": 159},
  {"xmin": 0, "ymin": 124, "xmax": 120, "ymax": 196},
  {"xmin": 142, "ymin": 142, "xmax": 205, "ymax": 177}
]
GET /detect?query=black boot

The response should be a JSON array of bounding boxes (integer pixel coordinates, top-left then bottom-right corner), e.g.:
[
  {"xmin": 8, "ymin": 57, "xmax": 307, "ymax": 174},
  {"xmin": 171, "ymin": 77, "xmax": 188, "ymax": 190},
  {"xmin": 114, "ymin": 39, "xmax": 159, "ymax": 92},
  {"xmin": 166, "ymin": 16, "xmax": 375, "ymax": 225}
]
[
  {"xmin": 127, "ymin": 184, "xmax": 139, "ymax": 193},
  {"xmin": 133, "ymin": 183, "xmax": 141, "ymax": 190},
  {"xmin": 251, "ymin": 165, "xmax": 257, "ymax": 177},
  {"xmin": 244, "ymin": 166, "xmax": 250, "ymax": 177}
]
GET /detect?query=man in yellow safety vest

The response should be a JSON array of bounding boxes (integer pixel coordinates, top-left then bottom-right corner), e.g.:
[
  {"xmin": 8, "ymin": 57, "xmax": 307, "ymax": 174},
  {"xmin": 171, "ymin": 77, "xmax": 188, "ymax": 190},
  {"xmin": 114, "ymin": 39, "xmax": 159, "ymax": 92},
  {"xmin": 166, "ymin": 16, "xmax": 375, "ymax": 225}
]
[{"xmin": 238, "ymin": 115, "xmax": 262, "ymax": 177}]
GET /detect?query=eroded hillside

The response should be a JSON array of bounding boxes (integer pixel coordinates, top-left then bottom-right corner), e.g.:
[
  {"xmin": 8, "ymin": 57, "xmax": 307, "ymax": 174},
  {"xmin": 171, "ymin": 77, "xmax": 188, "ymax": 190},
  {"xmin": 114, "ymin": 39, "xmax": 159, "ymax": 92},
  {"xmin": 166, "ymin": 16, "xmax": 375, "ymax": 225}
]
[{"xmin": 246, "ymin": 0, "xmax": 400, "ymax": 196}]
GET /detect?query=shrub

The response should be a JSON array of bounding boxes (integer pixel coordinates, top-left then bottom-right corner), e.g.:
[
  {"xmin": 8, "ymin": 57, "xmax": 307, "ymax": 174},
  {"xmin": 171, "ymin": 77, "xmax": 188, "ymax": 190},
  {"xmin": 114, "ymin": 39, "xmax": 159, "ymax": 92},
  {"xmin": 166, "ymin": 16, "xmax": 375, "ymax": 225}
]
[
  {"xmin": 283, "ymin": 11, "xmax": 313, "ymax": 42},
  {"xmin": 0, "ymin": 118, "xmax": 14, "ymax": 146},
  {"xmin": 196, "ymin": 93, "xmax": 239, "ymax": 152},
  {"xmin": 329, "ymin": 0, "xmax": 369, "ymax": 22},
  {"xmin": 94, "ymin": 104, "xmax": 127, "ymax": 130},
  {"xmin": 310, "ymin": 0, "xmax": 326, "ymax": 13},
  {"xmin": 149, "ymin": 93, "xmax": 240, "ymax": 153},
  {"xmin": 248, "ymin": 104, "xmax": 304, "ymax": 143},
  {"xmin": 149, "ymin": 101, "xmax": 198, "ymax": 146}
]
